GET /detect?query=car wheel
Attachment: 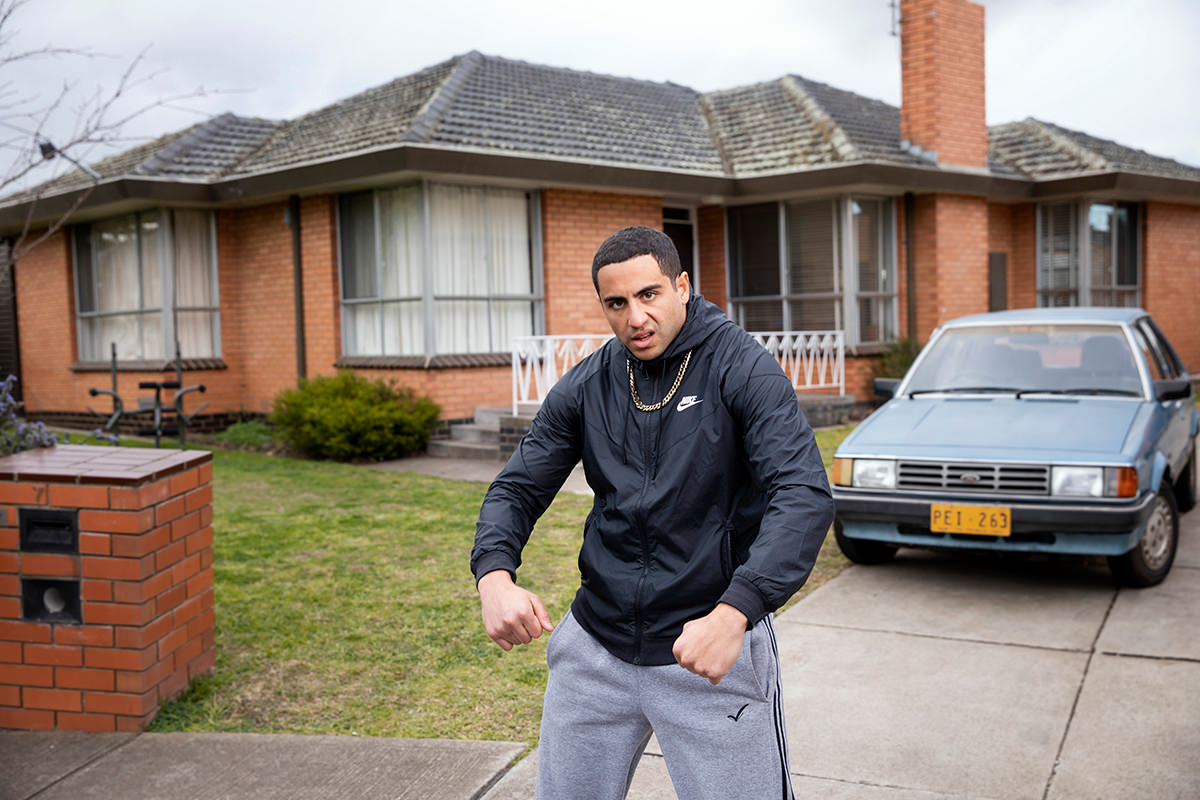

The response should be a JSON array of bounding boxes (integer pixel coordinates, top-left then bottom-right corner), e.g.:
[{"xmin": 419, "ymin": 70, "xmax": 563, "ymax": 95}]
[
  {"xmin": 834, "ymin": 520, "xmax": 899, "ymax": 565},
  {"xmin": 1175, "ymin": 444, "xmax": 1196, "ymax": 513},
  {"xmin": 1108, "ymin": 484, "xmax": 1178, "ymax": 587}
]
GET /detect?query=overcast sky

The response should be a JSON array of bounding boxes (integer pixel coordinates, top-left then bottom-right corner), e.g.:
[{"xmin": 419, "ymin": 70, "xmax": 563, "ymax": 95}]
[{"xmin": 8, "ymin": 0, "xmax": 1200, "ymax": 188}]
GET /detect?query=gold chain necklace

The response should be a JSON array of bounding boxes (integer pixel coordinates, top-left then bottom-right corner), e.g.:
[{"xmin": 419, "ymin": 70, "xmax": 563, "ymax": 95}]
[{"xmin": 628, "ymin": 350, "xmax": 693, "ymax": 412}]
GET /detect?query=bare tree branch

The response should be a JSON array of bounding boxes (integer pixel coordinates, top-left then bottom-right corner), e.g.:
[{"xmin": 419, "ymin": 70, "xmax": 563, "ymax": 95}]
[{"xmin": 0, "ymin": 0, "xmax": 220, "ymax": 261}]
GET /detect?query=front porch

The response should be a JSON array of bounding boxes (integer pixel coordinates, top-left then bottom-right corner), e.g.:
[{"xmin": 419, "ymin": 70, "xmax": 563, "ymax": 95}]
[{"xmin": 429, "ymin": 330, "xmax": 859, "ymax": 460}]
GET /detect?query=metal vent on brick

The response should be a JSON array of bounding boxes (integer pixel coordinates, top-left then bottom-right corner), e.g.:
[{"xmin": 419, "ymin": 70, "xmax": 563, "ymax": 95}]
[{"xmin": 898, "ymin": 461, "xmax": 1050, "ymax": 495}]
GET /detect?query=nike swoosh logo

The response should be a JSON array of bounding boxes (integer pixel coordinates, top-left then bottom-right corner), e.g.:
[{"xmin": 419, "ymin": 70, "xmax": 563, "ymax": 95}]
[
  {"xmin": 676, "ymin": 397, "xmax": 702, "ymax": 412},
  {"xmin": 727, "ymin": 703, "xmax": 749, "ymax": 722}
]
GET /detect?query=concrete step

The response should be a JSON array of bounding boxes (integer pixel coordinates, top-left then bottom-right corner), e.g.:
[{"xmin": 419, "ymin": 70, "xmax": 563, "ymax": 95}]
[
  {"xmin": 474, "ymin": 405, "xmax": 540, "ymax": 427},
  {"xmin": 427, "ymin": 439, "xmax": 505, "ymax": 461},
  {"xmin": 451, "ymin": 423, "xmax": 501, "ymax": 444}
]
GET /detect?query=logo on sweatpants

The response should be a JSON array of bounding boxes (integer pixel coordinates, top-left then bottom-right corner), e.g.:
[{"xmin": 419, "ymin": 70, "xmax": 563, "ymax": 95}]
[{"xmin": 727, "ymin": 703, "xmax": 749, "ymax": 722}]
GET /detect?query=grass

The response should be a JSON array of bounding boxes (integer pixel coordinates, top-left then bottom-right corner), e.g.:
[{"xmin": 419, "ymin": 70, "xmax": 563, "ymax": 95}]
[{"xmin": 145, "ymin": 424, "xmax": 856, "ymax": 744}]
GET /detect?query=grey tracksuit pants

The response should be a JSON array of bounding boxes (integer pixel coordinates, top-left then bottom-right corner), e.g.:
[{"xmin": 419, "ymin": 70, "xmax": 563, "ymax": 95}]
[{"xmin": 536, "ymin": 610, "xmax": 794, "ymax": 800}]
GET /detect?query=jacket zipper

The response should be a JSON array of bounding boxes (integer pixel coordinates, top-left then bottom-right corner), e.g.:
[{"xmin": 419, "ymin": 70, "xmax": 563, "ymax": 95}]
[{"xmin": 631, "ymin": 359, "xmax": 661, "ymax": 665}]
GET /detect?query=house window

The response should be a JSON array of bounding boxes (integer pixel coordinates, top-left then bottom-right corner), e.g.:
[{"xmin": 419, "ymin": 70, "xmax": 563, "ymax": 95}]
[
  {"xmin": 1038, "ymin": 201, "xmax": 1139, "ymax": 307},
  {"xmin": 73, "ymin": 209, "xmax": 219, "ymax": 362},
  {"xmin": 339, "ymin": 183, "xmax": 541, "ymax": 357},
  {"xmin": 1088, "ymin": 203, "xmax": 1140, "ymax": 307},
  {"xmin": 727, "ymin": 196, "xmax": 895, "ymax": 344}
]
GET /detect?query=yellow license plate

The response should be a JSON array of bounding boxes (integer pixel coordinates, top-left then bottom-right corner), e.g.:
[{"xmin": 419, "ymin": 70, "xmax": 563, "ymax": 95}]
[{"xmin": 930, "ymin": 504, "xmax": 1011, "ymax": 537}]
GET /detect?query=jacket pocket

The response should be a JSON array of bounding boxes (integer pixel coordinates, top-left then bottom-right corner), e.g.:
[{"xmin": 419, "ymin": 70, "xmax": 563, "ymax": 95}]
[{"xmin": 719, "ymin": 522, "xmax": 735, "ymax": 581}]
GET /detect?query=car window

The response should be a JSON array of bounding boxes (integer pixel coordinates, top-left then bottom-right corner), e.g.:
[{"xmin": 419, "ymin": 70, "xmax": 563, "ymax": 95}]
[
  {"xmin": 1141, "ymin": 318, "xmax": 1186, "ymax": 378},
  {"xmin": 1131, "ymin": 324, "xmax": 1168, "ymax": 381},
  {"xmin": 905, "ymin": 324, "xmax": 1141, "ymax": 395}
]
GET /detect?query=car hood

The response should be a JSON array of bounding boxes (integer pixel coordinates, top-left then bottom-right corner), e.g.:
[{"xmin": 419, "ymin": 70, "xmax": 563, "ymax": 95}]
[{"xmin": 842, "ymin": 396, "xmax": 1144, "ymax": 462}]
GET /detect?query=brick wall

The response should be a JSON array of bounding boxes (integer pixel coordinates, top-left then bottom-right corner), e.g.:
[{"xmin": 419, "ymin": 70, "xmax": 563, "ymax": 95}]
[
  {"xmin": 1009, "ymin": 203, "xmax": 1037, "ymax": 310},
  {"xmin": 900, "ymin": 0, "xmax": 987, "ymax": 168},
  {"xmin": 541, "ymin": 188, "xmax": 662, "ymax": 335},
  {"xmin": 1144, "ymin": 202, "xmax": 1200, "ymax": 372},
  {"xmin": 0, "ymin": 447, "xmax": 214, "ymax": 732},
  {"xmin": 300, "ymin": 196, "xmax": 341, "ymax": 380},
  {"xmin": 13, "ymin": 232, "xmax": 75, "ymax": 414},
  {"xmin": 907, "ymin": 194, "xmax": 989, "ymax": 340},
  {"xmin": 697, "ymin": 205, "xmax": 728, "ymax": 310}
]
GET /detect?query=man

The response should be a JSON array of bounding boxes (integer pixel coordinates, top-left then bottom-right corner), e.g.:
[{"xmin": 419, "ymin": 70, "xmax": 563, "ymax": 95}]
[{"xmin": 472, "ymin": 226, "xmax": 833, "ymax": 799}]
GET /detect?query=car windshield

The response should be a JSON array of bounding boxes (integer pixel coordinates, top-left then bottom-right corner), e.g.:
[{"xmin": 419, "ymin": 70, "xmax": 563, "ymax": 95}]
[{"xmin": 904, "ymin": 324, "xmax": 1144, "ymax": 396}]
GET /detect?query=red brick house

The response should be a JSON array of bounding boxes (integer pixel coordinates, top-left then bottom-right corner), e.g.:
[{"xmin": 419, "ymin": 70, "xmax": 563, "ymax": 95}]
[{"xmin": 2, "ymin": 0, "xmax": 1198, "ymax": 431}]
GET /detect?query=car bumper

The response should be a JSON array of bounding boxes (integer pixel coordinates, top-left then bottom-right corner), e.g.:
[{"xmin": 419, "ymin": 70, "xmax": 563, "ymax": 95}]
[{"xmin": 833, "ymin": 488, "xmax": 1158, "ymax": 556}]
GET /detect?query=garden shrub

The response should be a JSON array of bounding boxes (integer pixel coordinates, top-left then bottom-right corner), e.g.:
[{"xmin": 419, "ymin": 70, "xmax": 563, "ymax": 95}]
[
  {"xmin": 214, "ymin": 420, "xmax": 277, "ymax": 449},
  {"xmin": 269, "ymin": 371, "xmax": 440, "ymax": 461},
  {"xmin": 0, "ymin": 375, "xmax": 59, "ymax": 456},
  {"xmin": 870, "ymin": 337, "xmax": 921, "ymax": 381}
]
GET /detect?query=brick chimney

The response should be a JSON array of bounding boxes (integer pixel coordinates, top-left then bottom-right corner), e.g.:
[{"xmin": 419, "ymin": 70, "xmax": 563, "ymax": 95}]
[{"xmin": 900, "ymin": 0, "xmax": 987, "ymax": 168}]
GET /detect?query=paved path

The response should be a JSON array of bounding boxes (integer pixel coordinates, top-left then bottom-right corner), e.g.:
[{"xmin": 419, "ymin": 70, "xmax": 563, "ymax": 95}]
[{"xmin": 4, "ymin": 455, "xmax": 1198, "ymax": 799}]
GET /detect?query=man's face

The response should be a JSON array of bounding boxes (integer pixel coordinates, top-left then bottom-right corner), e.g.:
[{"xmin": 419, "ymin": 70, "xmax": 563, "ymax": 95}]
[{"xmin": 596, "ymin": 254, "xmax": 689, "ymax": 361}]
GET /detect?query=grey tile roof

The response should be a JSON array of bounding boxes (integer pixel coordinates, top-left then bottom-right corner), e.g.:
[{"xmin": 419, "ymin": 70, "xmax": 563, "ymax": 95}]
[
  {"xmin": 8, "ymin": 53, "xmax": 1199, "ymax": 205},
  {"xmin": 418, "ymin": 53, "xmax": 723, "ymax": 174},
  {"xmin": 988, "ymin": 118, "xmax": 1200, "ymax": 181},
  {"xmin": 700, "ymin": 77, "xmax": 926, "ymax": 177},
  {"xmin": 240, "ymin": 56, "xmax": 460, "ymax": 173},
  {"xmin": 9, "ymin": 114, "xmax": 280, "ymax": 202}
]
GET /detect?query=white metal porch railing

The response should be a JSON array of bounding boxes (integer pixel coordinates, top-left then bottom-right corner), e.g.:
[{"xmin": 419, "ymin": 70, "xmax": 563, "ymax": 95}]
[{"xmin": 511, "ymin": 330, "xmax": 845, "ymax": 414}]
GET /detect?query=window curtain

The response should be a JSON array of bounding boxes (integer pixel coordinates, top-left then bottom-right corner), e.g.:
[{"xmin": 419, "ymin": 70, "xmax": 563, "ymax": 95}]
[
  {"xmin": 487, "ymin": 189, "xmax": 533, "ymax": 351},
  {"xmin": 430, "ymin": 184, "xmax": 529, "ymax": 354},
  {"xmin": 1039, "ymin": 204, "xmax": 1077, "ymax": 306},
  {"xmin": 787, "ymin": 199, "xmax": 839, "ymax": 330},
  {"xmin": 378, "ymin": 187, "xmax": 423, "ymax": 355},
  {"xmin": 340, "ymin": 192, "xmax": 380, "ymax": 356},
  {"xmin": 173, "ymin": 209, "xmax": 215, "ymax": 358},
  {"xmin": 90, "ymin": 215, "xmax": 142, "ymax": 360}
]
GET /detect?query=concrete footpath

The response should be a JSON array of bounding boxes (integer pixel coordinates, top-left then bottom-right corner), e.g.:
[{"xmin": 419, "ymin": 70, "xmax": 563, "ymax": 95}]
[{"xmin": 3, "ymin": 455, "xmax": 1199, "ymax": 799}]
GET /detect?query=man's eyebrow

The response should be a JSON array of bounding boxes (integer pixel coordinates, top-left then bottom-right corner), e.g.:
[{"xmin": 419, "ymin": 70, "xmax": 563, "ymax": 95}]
[{"xmin": 602, "ymin": 282, "xmax": 663, "ymax": 304}]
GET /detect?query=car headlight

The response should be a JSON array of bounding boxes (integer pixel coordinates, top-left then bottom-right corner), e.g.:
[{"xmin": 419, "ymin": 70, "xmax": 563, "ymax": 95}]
[
  {"xmin": 1051, "ymin": 466, "xmax": 1138, "ymax": 498},
  {"xmin": 1052, "ymin": 466, "xmax": 1103, "ymax": 497},
  {"xmin": 847, "ymin": 458, "xmax": 896, "ymax": 489}
]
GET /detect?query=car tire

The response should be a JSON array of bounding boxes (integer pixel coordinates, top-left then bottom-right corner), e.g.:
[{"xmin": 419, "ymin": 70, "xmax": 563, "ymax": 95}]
[
  {"xmin": 1108, "ymin": 484, "xmax": 1178, "ymax": 587},
  {"xmin": 1175, "ymin": 444, "xmax": 1196, "ymax": 513},
  {"xmin": 834, "ymin": 520, "xmax": 899, "ymax": 565}
]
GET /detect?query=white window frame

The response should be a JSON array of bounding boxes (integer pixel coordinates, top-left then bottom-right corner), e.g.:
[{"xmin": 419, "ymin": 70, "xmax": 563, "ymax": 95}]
[{"xmin": 72, "ymin": 209, "xmax": 221, "ymax": 362}]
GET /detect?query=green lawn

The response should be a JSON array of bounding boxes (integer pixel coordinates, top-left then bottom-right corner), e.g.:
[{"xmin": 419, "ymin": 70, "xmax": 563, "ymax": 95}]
[{"xmin": 147, "ymin": 425, "xmax": 855, "ymax": 744}]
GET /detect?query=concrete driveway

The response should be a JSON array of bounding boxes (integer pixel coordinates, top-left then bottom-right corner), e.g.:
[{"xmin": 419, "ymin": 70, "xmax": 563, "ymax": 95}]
[{"xmin": 489, "ymin": 504, "xmax": 1200, "ymax": 799}]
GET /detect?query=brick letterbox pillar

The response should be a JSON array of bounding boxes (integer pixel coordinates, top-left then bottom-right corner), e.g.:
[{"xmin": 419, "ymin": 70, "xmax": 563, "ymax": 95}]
[{"xmin": 0, "ymin": 445, "xmax": 214, "ymax": 731}]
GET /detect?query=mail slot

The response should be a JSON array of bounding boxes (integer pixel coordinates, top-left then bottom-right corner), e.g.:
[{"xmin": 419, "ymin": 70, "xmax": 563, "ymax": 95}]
[
  {"xmin": 21, "ymin": 578, "xmax": 82, "ymax": 624},
  {"xmin": 19, "ymin": 508, "xmax": 79, "ymax": 554}
]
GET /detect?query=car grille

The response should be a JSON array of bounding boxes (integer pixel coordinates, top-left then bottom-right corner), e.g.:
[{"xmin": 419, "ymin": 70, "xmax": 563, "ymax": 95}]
[{"xmin": 897, "ymin": 462, "xmax": 1050, "ymax": 495}]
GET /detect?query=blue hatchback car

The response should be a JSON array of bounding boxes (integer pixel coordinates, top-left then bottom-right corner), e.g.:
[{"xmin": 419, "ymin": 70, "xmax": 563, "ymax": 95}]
[{"xmin": 832, "ymin": 308, "xmax": 1197, "ymax": 586}]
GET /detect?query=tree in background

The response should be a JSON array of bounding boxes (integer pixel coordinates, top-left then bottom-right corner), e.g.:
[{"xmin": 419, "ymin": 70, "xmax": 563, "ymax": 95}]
[{"xmin": 0, "ymin": 0, "xmax": 212, "ymax": 259}]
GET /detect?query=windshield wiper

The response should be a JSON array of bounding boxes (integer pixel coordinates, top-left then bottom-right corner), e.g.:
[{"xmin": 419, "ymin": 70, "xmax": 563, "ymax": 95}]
[
  {"xmin": 908, "ymin": 386, "xmax": 1023, "ymax": 396},
  {"xmin": 1016, "ymin": 387, "xmax": 1141, "ymax": 398}
]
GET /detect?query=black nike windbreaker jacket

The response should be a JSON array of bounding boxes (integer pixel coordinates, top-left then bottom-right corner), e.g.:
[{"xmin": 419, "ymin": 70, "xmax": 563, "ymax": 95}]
[{"xmin": 472, "ymin": 294, "xmax": 835, "ymax": 666}]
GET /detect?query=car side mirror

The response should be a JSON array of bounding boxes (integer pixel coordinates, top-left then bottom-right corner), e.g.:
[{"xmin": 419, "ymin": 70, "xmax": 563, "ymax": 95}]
[
  {"xmin": 874, "ymin": 378, "xmax": 900, "ymax": 400},
  {"xmin": 1154, "ymin": 377, "xmax": 1193, "ymax": 401}
]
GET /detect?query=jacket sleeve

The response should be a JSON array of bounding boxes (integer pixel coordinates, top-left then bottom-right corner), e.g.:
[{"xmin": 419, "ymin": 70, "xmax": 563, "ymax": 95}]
[
  {"xmin": 717, "ymin": 345, "xmax": 835, "ymax": 625},
  {"xmin": 470, "ymin": 378, "xmax": 584, "ymax": 584}
]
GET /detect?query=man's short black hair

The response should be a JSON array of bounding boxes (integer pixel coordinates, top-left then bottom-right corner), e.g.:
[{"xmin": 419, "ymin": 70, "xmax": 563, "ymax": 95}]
[{"xmin": 591, "ymin": 226, "xmax": 682, "ymax": 291}]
